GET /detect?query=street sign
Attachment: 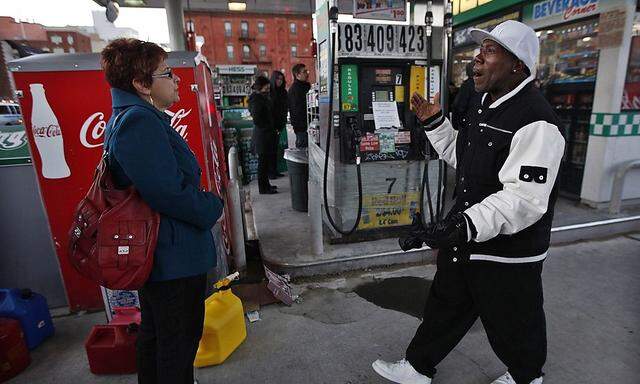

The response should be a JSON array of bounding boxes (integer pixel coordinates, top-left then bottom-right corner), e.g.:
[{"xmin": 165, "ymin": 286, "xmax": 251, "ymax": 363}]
[{"xmin": 353, "ymin": 0, "xmax": 407, "ymax": 21}]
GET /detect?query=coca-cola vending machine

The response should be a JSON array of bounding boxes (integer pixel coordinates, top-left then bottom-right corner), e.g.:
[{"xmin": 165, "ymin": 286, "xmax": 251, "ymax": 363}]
[{"xmin": 9, "ymin": 52, "xmax": 232, "ymax": 311}]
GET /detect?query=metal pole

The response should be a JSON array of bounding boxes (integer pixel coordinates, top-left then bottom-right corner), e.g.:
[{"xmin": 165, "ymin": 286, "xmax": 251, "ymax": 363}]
[
  {"xmin": 420, "ymin": 0, "xmax": 435, "ymax": 225},
  {"xmin": 309, "ymin": 179, "xmax": 324, "ymax": 255},
  {"xmin": 227, "ymin": 146, "xmax": 247, "ymax": 272},
  {"xmin": 437, "ymin": 0, "xmax": 453, "ymax": 221},
  {"xmin": 441, "ymin": 0, "xmax": 453, "ymax": 116},
  {"xmin": 164, "ymin": 0, "xmax": 186, "ymax": 51}
]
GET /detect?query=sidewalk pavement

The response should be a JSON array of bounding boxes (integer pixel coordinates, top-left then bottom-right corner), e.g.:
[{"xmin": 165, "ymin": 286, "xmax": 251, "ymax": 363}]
[{"xmin": 11, "ymin": 234, "xmax": 640, "ymax": 384}]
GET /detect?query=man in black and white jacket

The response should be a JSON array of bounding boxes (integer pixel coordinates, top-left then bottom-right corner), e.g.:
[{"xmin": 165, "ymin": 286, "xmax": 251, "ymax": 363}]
[{"xmin": 372, "ymin": 21, "xmax": 565, "ymax": 384}]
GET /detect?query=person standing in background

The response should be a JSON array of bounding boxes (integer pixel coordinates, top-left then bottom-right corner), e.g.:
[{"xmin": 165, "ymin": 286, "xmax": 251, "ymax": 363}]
[
  {"xmin": 269, "ymin": 70, "xmax": 287, "ymax": 179},
  {"xmin": 248, "ymin": 75, "xmax": 278, "ymax": 194},
  {"xmin": 287, "ymin": 63, "xmax": 311, "ymax": 148},
  {"xmin": 452, "ymin": 60, "xmax": 481, "ymax": 130}
]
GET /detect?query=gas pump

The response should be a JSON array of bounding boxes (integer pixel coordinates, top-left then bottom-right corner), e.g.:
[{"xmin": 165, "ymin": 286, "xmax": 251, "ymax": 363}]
[{"xmin": 313, "ymin": 1, "xmax": 447, "ymax": 241}]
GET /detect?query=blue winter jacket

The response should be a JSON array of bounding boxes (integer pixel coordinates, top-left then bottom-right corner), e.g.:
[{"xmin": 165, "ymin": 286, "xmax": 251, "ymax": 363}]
[{"xmin": 104, "ymin": 88, "xmax": 223, "ymax": 282}]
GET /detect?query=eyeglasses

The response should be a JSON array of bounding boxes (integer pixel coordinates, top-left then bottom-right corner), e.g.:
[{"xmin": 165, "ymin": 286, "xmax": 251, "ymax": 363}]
[{"xmin": 152, "ymin": 68, "xmax": 174, "ymax": 79}]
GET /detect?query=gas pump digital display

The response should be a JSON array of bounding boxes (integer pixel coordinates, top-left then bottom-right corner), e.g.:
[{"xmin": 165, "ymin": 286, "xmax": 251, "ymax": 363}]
[{"xmin": 374, "ymin": 91, "xmax": 390, "ymax": 102}]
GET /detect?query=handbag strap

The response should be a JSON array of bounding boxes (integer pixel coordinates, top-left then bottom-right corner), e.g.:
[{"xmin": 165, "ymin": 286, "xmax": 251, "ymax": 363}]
[{"xmin": 103, "ymin": 107, "xmax": 131, "ymax": 160}]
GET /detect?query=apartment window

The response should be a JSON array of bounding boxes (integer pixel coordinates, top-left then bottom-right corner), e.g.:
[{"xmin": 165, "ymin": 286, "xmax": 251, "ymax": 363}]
[
  {"xmin": 289, "ymin": 22, "xmax": 297, "ymax": 34},
  {"xmin": 258, "ymin": 22, "xmax": 265, "ymax": 34},
  {"xmin": 50, "ymin": 35, "xmax": 62, "ymax": 45},
  {"xmin": 67, "ymin": 35, "xmax": 74, "ymax": 44},
  {"xmin": 241, "ymin": 21, "xmax": 249, "ymax": 38},
  {"xmin": 291, "ymin": 45, "xmax": 297, "ymax": 57},
  {"xmin": 243, "ymin": 44, "xmax": 251, "ymax": 59},
  {"xmin": 259, "ymin": 44, "xmax": 267, "ymax": 57},
  {"xmin": 224, "ymin": 21, "xmax": 232, "ymax": 37},
  {"xmin": 226, "ymin": 44, "xmax": 234, "ymax": 59},
  {"xmin": 69, "ymin": 47, "xmax": 76, "ymax": 53}
]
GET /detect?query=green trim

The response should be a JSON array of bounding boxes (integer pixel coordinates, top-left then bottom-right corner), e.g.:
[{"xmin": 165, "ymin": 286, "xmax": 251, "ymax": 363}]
[
  {"xmin": 453, "ymin": 0, "xmax": 528, "ymax": 26},
  {"xmin": 0, "ymin": 124, "xmax": 32, "ymax": 167},
  {"xmin": 589, "ymin": 113, "xmax": 640, "ymax": 137}
]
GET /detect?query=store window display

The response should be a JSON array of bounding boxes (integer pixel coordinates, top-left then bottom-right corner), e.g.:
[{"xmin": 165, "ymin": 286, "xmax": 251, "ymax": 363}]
[
  {"xmin": 622, "ymin": 35, "xmax": 640, "ymax": 110},
  {"xmin": 537, "ymin": 18, "xmax": 599, "ymax": 87},
  {"xmin": 536, "ymin": 18, "xmax": 599, "ymax": 199}
]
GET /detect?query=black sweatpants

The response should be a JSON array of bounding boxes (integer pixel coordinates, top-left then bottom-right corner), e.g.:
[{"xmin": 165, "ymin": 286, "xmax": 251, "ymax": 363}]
[
  {"xmin": 136, "ymin": 274, "xmax": 207, "ymax": 384},
  {"xmin": 406, "ymin": 256, "xmax": 546, "ymax": 384}
]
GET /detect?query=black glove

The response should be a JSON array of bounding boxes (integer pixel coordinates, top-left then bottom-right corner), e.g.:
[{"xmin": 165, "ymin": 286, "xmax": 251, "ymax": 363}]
[
  {"xmin": 398, "ymin": 213, "xmax": 427, "ymax": 251},
  {"xmin": 422, "ymin": 212, "xmax": 471, "ymax": 250}
]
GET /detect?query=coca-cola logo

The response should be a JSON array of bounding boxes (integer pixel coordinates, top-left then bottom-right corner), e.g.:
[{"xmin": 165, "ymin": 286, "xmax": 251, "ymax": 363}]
[
  {"xmin": 80, "ymin": 112, "xmax": 106, "ymax": 148},
  {"xmin": 33, "ymin": 124, "xmax": 62, "ymax": 138},
  {"xmin": 166, "ymin": 108, "xmax": 191, "ymax": 140},
  {"xmin": 79, "ymin": 108, "xmax": 191, "ymax": 149}
]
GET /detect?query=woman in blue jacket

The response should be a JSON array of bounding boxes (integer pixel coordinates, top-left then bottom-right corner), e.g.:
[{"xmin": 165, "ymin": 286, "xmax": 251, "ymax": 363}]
[{"xmin": 101, "ymin": 39, "xmax": 224, "ymax": 384}]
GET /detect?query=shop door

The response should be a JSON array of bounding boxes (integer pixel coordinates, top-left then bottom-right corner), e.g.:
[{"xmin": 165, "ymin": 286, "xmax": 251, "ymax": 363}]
[{"xmin": 546, "ymin": 83, "xmax": 594, "ymax": 198}]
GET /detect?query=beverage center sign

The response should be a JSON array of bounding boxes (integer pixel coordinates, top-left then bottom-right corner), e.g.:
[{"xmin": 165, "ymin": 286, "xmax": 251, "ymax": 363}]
[{"xmin": 530, "ymin": 0, "xmax": 599, "ymax": 22}]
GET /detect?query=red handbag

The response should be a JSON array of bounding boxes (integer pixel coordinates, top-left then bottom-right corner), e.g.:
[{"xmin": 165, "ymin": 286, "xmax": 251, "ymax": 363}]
[{"xmin": 68, "ymin": 111, "xmax": 160, "ymax": 290}]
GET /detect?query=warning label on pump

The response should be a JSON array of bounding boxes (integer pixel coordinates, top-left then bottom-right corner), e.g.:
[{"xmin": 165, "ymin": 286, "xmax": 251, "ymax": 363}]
[
  {"xmin": 358, "ymin": 192, "xmax": 419, "ymax": 230},
  {"xmin": 360, "ymin": 134, "xmax": 380, "ymax": 152}
]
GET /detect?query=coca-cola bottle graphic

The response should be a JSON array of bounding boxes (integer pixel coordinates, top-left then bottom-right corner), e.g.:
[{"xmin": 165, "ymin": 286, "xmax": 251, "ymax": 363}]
[{"xmin": 30, "ymin": 83, "xmax": 71, "ymax": 179}]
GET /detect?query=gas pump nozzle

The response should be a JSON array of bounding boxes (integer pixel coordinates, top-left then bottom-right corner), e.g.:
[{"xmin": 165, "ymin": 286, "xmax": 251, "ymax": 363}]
[{"xmin": 348, "ymin": 117, "xmax": 363, "ymax": 165}]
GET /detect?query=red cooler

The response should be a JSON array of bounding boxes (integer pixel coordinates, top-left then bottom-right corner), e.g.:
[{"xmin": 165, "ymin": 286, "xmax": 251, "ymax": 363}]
[
  {"xmin": 0, "ymin": 318, "xmax": 31, "ymax": 382},
  {"xmin": 9, "ymin": 52, "xmax": 232, "ymax": 311}
]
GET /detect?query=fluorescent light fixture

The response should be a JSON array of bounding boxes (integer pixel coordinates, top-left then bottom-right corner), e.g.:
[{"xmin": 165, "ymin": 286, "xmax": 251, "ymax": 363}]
[
  {"xmin": 582, "ymin": 37, "xmax": 591, "ymax": 42},
  {"xmin": 228, "ymin": 2, "xmax": 247, "ymax": 11}
]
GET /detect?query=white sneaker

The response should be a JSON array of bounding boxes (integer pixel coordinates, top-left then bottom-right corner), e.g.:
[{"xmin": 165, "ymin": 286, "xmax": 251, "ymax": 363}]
[
  {"xmin": 372, "ymin": 359, "xmax": 432, "ymax": 384},
  {"xmin": 491, "ymin": 372, "xmax": 543, "ymax": 384}
]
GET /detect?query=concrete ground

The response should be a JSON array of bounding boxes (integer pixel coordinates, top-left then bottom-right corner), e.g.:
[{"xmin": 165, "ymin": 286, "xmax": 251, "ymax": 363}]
[{"xmin": 10, "ymin": 234, "xmax": 640, "ymax": 384}]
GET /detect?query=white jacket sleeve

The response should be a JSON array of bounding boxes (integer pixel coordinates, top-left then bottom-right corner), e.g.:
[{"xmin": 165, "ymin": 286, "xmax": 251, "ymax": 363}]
[
  {"xmin": 424, "ymin": 113, "xmax": 458, "ymax": 169},
  {"xmin": 464, "ymin": 120, "xmax": 565, "ymax": 242}
]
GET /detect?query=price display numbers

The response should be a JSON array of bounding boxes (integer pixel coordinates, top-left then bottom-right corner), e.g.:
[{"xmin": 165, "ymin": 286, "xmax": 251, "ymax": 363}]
[{"xmin": 338, "ymin": 23, "xmax": 427, "ymax": 58}]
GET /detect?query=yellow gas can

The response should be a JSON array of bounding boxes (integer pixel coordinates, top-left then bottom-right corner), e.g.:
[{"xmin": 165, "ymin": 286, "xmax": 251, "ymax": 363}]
[{"xmin": 194, "ymin": 272, "xmax": 247, "ymax": 367}]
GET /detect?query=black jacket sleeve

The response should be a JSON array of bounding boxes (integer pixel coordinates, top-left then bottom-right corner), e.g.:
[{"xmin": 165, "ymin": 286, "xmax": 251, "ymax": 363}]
[{"xmin": 287, "ymin": 81, "xmax": 309, "ymax": 132}]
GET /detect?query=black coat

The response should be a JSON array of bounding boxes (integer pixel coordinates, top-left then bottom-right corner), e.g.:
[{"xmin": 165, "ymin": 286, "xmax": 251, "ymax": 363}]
[
  {"xmin": 271, "ymin": 86, "xmax": 288, "ymax": 132},
  {"xmin": 248, "ymin": 92, "xmax": 277, "ymax": 155},
  {"xmin": 287, "ymin": 79, "xmax": 310, "ymax": 132}
]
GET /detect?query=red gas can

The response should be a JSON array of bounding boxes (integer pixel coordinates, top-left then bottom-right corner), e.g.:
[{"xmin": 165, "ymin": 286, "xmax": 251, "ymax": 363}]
[
  {"xmin": 110, "ymin": 307, "xmax": 141, "ymax": 326},
  {"xmin": 84, "ymin": 324, "xmax": 137, "ymax": 374},
  {"xmin": 0, "ymin": 318, "xmax": 31, "ymax": 382}
]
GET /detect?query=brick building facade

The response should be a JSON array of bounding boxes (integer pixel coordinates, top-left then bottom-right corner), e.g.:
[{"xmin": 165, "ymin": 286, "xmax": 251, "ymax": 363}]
[
  {"xmin": 39, "ymin": 29, "xmax": 92, "ymax": 54},
  {"xmin": 185, "ymin": 12, "xmax": 316, "ymax": 84},
  {"xmin": 0, "ymin": 17, "xmax": 93, "ymax": 100}
]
